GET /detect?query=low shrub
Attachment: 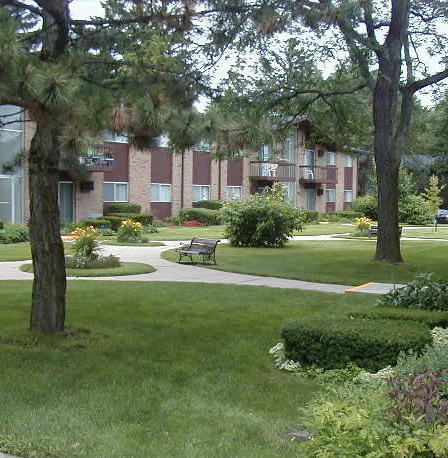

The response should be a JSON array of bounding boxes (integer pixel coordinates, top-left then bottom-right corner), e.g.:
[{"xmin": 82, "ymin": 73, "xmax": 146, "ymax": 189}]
[
  {"xmin": 281, "ymin": 317, "xmax": 431, "ymax": 371},
  {"xmin": 348, "ymin": 308, "xmax": 448, "ymax": 328},
  {"xmin": 355, "ymin": 216, "xmax": 373, "ymax": 234},
  {"xmin": 108, "ymin": 213, "xmax": 153, "ymax": 226},
  {"xmin": 378, "ymin": 273, "xmax": 448, "ymax": 311},
  {"xmin": 399, "ymin": 194, "xmax": 433, "ymax": 224},
  {"xmin": 65, "ymin": 254, "xmax": 121, "ymax": 269},
  {"xmin": 105, "ymin": 202, "xmax": 141, "ymax": 214},
  {"xmin": 71, "ymin": 226, "xmax": 101, "ymax": 258},
  {"xmin": 319, "ymin": 211, "xmax": 361, "ymax": 223},
  {"xmin": 222, "ymin": 183, "xmax": 304, "ymax": 247},
  {"xmin": 195, "ymin": 200, "xmax": 226, "ymax": 210},
  {"xmin": 0, "ymin": 221, "xmax": 3, "ymax": 230},
  {"xmin": 101, "ymin": 216, "xmax": 126, "ymax": 231},
  {"xmin": 302, "ymin": 210, "xmax": 319, "ymax": 224},
  {"xmin": 178, "ymin": 208, "xmax": 222, "ymax": 225},
  {"xmin": 75, "ymin": 219, "xmax": 112, "ymax": 230},
  {"xmin": 0, "ymin": 224, "xmax": 30, "ymax": 244},
  {"xmin": 117, "ymin": 219, "xmax": 146, "ymax": 243},
  {"xmin": 352, "ymin": 193, "xmax": 378, "ymax": 219}
]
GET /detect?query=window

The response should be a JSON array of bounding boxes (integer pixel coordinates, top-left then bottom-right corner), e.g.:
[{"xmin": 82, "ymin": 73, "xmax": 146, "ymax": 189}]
[
  {"xmin": 194, "ymin": 140, "xmax": 211, "ymax": 152},
  {"xmin": 226, "ymin": 186, "xmax": 242, "ymax": 201},
  {"xmin": 326, "ymin": 151, "xmax": 337, "ymax": 166},
  {"xmin": 192, "ymin": 185, "xmax": 210, "ymax": 202},
  {"xmin": 0, "ymin": 105, "xmax": 23, "ymax": 169},
  {"xmin": 259, "ymin": 144, "xmax": 273, "ymax": 161},
  {"xmin": 326, "ymin": 188, "xmax": 336, "ymax": 202},
  {"xmin": 282, "ymin": 129, "xmax": 297, "ymax": 162},
  {"xmin": 103, "ymin": 131, "xmax": 128, "ymax": 143},
  {"xmin": 104, "ymin": 182, "xmax": 129, "ymax": 202},
  {"xmin": 344, "ymin": 190, "xmax": 353, "ymax": 202},
  {"xmin": 150, "ymin": 183, "xmax": 172, "ymax": 202},
  {"xmin": 345, "ymin": 155, "xmax": 354, "ymax": 167}
]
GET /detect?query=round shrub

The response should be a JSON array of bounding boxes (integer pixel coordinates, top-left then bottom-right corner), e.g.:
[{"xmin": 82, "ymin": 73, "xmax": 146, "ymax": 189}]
[
  {"xmin": 117, "ymin": 219, "xmax": 146, "ymax": 243},
  {"xmin": 352, "ymin": 194, "xmax": 378, "ymax": 220},
  {"xmin": 399, "ymin": 194, "xmax": 433, "ymax": 224},
  {"xmin": 105, "ymin": 202, "xmax": 141, "ymax": 214},
  {"xmin": 221, "ymin": 184, "xmax": 304, "ymax": 247},
  {"xmin": 0, "ymin": 224, "xmax": 30, "ymax": 244},
  {"xmin": 281, "ymin": 317, "xmax": 431, "ymax": 371},
  {"xmin": 178, "ymin": 208, "xmax": 222, "ymax": 225}
]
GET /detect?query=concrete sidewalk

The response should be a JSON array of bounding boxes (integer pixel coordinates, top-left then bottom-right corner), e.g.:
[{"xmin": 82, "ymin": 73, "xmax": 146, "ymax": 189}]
[{"xmin": 0, "ymin": 240, "xmax": 404, "ymax": 295}]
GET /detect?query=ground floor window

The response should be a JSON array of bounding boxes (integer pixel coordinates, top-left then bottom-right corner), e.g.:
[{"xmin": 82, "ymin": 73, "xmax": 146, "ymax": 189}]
[
  {"xmin": 104, "ymin": 182, "xmax": 129, "ymax": 202},
  {"xmin": 192, "ymin": 185, "xmax": 210, "ymax": 202},
  {"xmin": 325, "ymin": 188, "xmax": 336, "ymax": 202},
  {"xmin": 344, "ymin": 190, "xmax": 353, "ymax": 202},
  {"xmin": 58, "ymin": 181, "xmax": 75, "ymax": 224},
  {"xmin": 226, "ymin": 186, "xmax": 242, "ymax": 201},
  {"xmin": 0, "ymin": 175, "xmax": 22, "ymax": 223},
  {"xmin": 150, "ymin": 183, "xmax": 172, "ymax": 202}
]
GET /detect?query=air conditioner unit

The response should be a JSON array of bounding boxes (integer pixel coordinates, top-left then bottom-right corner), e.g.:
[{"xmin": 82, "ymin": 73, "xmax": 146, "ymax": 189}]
[{"xmin": 80, "ymin": 181, "xmax": 94, "ymax": 192}]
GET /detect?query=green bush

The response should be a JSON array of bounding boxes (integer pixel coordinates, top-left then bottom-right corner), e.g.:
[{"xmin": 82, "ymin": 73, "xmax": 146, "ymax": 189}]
[
  {"xmin": 75, "ymin": 219, "xmax": 112, "ymax": 230},
  {"xmin": 222, "ymin": 184, "xmax": 304, "ymax": 247},
  {"xmin": 302, "ymin": 210, "xmax": 319, "ymax": 224},
  {"xmin": 352, "ymin": 194, "xmax": 378, "ymax": 220},
  {"xmin": 108, "ymin": 213, "xmax": 153, "ymax": 226},
  {"xmin": 0, "ymin": 224, "xmax": 30, "ymax": 244},
  {"xmin": 399, "ymin": 194, "xmax": 433, "ymax": 224},
  {"xmin": 65, "ymin": 254, "xmax": 121, "ymax": 269},
  {"xmin": 105, "ymin": 203, "xmax": 141, "ymax": 214},
  {"xmin": 319, "ymin": 211, "xmax": 361, "ymax": 222},
  {"xmin": 0, "ymin": 221, "xmax": 3, "ymax": 230},
  {"xmin": 281, "ymin": 317, "xmax": 431, "ymax": 371},
  {"xmin": 116, "ymin": 219, "xmax": 147, "ymax": 243},
  {"xmin": 348, "ymin": 308, "xmax": 448, "ymax": 328},
  {"xmin": 178, "ymin": 208, "xmax": 223, "ymax": 225},
  {"xmin": 195, "ymin": 200, "xmax": 226, "ymax": 210},
  {"xmin": 101, "ymin": 216, "xmax": 127, "ymax": 231},
  {"xmin": 378, "ymin": 273, "xmax": 448, "ymax": 311}
]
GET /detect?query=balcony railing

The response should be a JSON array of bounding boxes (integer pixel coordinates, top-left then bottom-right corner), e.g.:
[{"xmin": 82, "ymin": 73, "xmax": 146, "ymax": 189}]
[
  {"xmin": 249, "ymin": 161, "xmax": 296, "ymax": 181},
  {"xmin": 78, "ymin": 144, "xmax": 115, "ymax": 171},
  {"xmin": 298, "ymin": 166, "xmax": 333, "ymax": 184}
]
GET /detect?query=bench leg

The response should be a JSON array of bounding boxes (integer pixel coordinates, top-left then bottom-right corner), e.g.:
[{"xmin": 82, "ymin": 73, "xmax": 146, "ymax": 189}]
[{"xmin": 178, "ymin": 252, "xmax": 195, "ymax": 264}]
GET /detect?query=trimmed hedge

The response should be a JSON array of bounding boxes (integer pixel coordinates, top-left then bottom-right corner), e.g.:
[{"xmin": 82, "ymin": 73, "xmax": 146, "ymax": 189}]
[
  {"xmin": 281, "ymin": 317, "xmax": 431, "ymax": 371},
  {"xmin": 76, "ymin": 219, "xmax": 112, "ymax": 230},
  {"xmin": 319, "ymin": 211, "xmax": 361, "ymax": 222},
  {"xmin": 348, "ymin": 308, "xmax": 448, "ymax": 328},
  {"xmin": 195, "ymin": 200, "xmax": 226, "ymax": 210},
  {"xmin": 303, "ymin": 210, "xmax": 319, "ymax": 224},
  {"xmin": 105, "ymin": 203, "xmax": 141, "ymax": 214},
  {"xmin": 0, "ymin": 224, "xmax": 30, "ymax": 244},
  {"xmin": 108, "ymin": 213, "xmax": 153, "ymax": 226},
  {"xmin": 178, "ymin": 208, "xmax": 222, "ymax": 225}
]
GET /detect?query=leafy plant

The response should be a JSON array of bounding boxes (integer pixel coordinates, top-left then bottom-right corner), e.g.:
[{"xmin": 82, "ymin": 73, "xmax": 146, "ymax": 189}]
[
  {"xmin": 177, "ymin": 208, "xmax": 222, "ymax": 225},
  {"xmin": 0, "ymin": 224, "xmax": 29, "ymax": 244},
  {"xmin": 399, "ymin": 194, "xmax": 433, "ymax": 225},
  {"xmin": 222, "ymin": 183, "xmax": 304, "ymax": 247},
  {"xmin": 378, "ymin": 273, "xmax": 448, "ymax": 311},
  {"xmin": 117, "ymin": 219, "xmax": 146, "ymax": 243},
  {"xmin": 195, "ymin": 200, "xmax": 226, "ymax": 210},
  {"xmin": 105, "ymin": 202, "xmax": 141, "ymax": 214},
  {"xmin": 70, "ymin": 226, "xmax": 101, "ymax": 258},
  {"xmin": 352, "ymin": 194, "xmax": 378, "ymax": 219},
  {"xmin": 355, "ymin": 216, "xmax": 373, "ymax": 234}
]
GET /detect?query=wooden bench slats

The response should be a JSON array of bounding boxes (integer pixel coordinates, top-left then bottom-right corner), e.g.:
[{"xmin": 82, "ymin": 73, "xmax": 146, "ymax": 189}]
[{"xmin": 176, "ymin": 237, "xmax": 220, "ymax": 264}]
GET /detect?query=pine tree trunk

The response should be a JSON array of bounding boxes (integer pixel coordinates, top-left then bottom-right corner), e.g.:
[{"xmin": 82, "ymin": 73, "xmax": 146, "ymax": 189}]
[{"xmin": 29, "ymin": 123, "xmax": 66, "ymax": 333}]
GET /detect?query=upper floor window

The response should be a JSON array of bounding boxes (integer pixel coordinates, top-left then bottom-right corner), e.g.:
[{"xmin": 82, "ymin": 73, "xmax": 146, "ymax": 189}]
[
  {"xmin": 192, "ymin": 185, "xmax": 210, "ymax": 202},
  {"xmin": 345, "ymin": 155, "xmax": 354, "ymax": 167},
  {"xmin": 226, "ymin": 186, "xmax": 242, "ymax": 201},
  {"xmin": 282, "ymin": 129, "xmax": 297, "ymax": 162},
  {"xmin": 326, "ymin": 151, "xmax": 337, "ymax": 166},
  {"xmin": 150, "ymin": 183, "xmax": 172, "ymax": 202},
  {"xmin": 104, "ymin": 182, "xmax": 129, "ymax": 202},
  {"xmin": 259, "ymin": 144, "xmax": 273, "ymax": 161}
]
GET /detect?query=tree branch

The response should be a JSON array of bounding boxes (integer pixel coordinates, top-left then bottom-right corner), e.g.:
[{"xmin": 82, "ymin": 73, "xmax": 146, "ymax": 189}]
[
  {"xmin": 0, "ymin": 0, "xmax": 42, "ymax": 16},
  {"xmin": 404, "ymin": 68, "xmax": 448, "ymax": 94}
]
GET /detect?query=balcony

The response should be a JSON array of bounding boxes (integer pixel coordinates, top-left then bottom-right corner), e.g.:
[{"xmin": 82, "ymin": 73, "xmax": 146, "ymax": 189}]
[
  {"xmin": 299, "ymin": 166, "xmax": 338, "ymax": 185},
  {"xmin": 78, "ymin": 144, "xmax": 115, "ymax": 172},
  {"xmin": 249, "ymin": 161, "xmax": 296, "ymax": 182}
]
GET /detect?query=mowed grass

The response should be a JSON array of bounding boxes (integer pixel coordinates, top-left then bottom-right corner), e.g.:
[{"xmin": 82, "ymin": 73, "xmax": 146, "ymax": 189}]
[
  {"xmin": 0, "ymin": 281, "xmax": 376, "ymax": 457},
  {"xmin": 294, "ymin": 223, "xmax": 354, "ymax": 236},
  {"xmin": 163, "ymin": 240, "xmax": 448, "ymax": 285},
  {"xmin": 20, "ymin": 262, "xmax": 155, "ymax": 277},
  {"xmin": 0, "ymin": 242, "xmax": 31, "ymax": 261},
  {"xmin": 403, "ymin": 225, "xmax": 448, "ymax": 239}
]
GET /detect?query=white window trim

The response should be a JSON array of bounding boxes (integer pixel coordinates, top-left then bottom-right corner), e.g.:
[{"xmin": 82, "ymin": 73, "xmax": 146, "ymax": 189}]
[
  {"xmin": 344, "ymin": 190, "xmax": 353, "ymax": 203},
  {"xmin": 150, "ymin": 183, "xmax": 172, "ymax": 203},
  {"xmin": 325, "ymin": 188, "xmax": 336, "ymax": 202},
  {"xmin": 345, "ymin": 155, "xmax": 354, "ymax": 167},
  {"xmin": 326, "ymin": 151, "xmax": 337, "ymax": 166},
  {"xmin": 104, "ymin": 181, "xmax": 129, "ymax": 202},
  {"xmin": 226, "ymin": 186, "xmax": 243, "ymax": 201},
  {"xmin": 192, "ymin": 184, "xmax": 211, "ymax": 202}
]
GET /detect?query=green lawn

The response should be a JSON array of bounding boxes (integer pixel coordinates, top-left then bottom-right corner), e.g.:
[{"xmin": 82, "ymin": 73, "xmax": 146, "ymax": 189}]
[
  {"xmin": 20, "ymin": 262, "xmax": 155, "ymax": 277},
  {"xmin": 146, "ymin": 225, "xmax": 226, "ymax": 240},
  {"xmin": 101, "ymin": 240, "xmax": 165, "ymax": 247},
  {"xmin": 0, "ymin": 242, "xmax": 31, "ymax": 261},
  {"xmin": 0, "ymin": 281, "xmax": 376, "ymax": 457},
  {"xmin": 403, "ymin": 225, "xmax": 448, "ymax": 239},
  {"xmin": 294, "ymin": 223, "xmax": 354, "ymax": 236},
  {"xmin": 163, "ymin": 240, "xmax": 448, "ymax": 286}
]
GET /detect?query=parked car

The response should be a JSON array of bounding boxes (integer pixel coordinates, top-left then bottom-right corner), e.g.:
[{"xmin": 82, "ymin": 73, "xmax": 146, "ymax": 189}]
[{"xmin": 436, "ymin": 209, "xmax": 448, "ymax": 224}]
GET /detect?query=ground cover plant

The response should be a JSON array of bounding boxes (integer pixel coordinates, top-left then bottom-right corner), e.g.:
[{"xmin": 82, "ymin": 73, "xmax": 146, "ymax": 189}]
[
  {"xmin": 162, "ymin": 240, "xmax": 448, "ymax": 285},
  {"xmin": 0, "ymin": 281, "xmax": 376, "ymax": 457},
  {"xmin": 20, "ymin": 262, "xmax": 155, "ymax": 277}
]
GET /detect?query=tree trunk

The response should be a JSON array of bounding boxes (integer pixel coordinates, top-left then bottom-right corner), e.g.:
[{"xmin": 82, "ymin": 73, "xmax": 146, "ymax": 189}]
[{"xmin": 29, "ymin": 123, "xmax": 66, "ymax": 333}]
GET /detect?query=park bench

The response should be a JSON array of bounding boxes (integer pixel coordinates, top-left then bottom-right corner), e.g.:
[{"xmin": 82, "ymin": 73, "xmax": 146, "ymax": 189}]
[
  {"xmin": 369, "ymin": 225, "xmax": 403, "ymax": 238},
  {"xmin": 176, "ymin": 237, "xmax": 220, "ymax": 265}
]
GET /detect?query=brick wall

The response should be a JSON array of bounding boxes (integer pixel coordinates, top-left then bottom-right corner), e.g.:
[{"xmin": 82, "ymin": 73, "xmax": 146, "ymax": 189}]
[
  {"xmin": 75, "ymin": 172, "xmax": 104, "ymax": 221},
  {"xmin": 128, "ymin": 146, "xmax": 151, "ymax": 214}
]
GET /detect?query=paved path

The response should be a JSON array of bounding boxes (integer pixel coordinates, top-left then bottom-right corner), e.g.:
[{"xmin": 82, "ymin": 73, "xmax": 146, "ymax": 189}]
[{"xmin": 0, "ymin": 237, "xmax": 407, "ymax": 295}]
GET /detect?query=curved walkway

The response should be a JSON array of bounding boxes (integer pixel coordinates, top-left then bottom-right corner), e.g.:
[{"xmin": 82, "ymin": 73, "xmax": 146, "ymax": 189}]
[{"xmin": 0, "ymin": 235, "xmax": 414, "ymax": 294}]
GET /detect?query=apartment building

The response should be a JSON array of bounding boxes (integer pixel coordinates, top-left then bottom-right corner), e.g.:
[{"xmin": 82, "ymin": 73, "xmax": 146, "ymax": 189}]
[{"xmin": 0, "ymin": 106, "xmax": 357, "ymax": 224}]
